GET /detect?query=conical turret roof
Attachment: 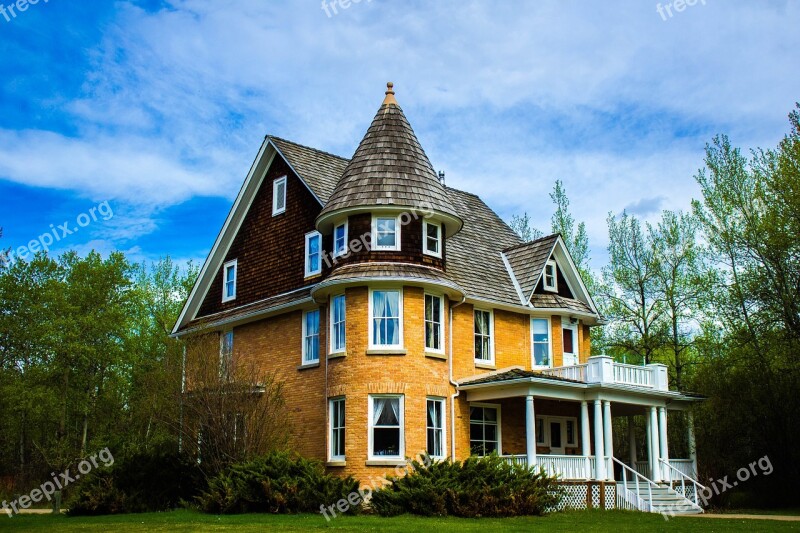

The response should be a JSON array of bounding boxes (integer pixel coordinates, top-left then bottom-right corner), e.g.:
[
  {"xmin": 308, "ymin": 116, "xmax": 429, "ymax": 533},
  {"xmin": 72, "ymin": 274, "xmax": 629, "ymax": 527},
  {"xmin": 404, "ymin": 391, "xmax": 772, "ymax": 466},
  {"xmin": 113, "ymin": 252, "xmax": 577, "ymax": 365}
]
[{"xmin": 317, "ymin": 83, "xmax": 462, "ymax": 235}]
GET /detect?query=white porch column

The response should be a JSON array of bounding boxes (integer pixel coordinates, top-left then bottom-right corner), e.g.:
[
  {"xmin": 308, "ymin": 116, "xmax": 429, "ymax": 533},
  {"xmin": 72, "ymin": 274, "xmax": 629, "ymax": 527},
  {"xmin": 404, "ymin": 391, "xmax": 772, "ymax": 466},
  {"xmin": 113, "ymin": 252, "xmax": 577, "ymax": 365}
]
[
  {"xmin": 593, "ymin": 399, "xmax": 605, "ymax": 480},
  {"xmin": 659, "ymin": 407, "xmax": 670, "ymax": 482},
  {"xmin": 603, "ymin": 401, "xmax": 614, "ymax": 481},
  {"xmin": 581, "ymin": 401, "xmax": 591, "ymax": 480},
  {"xmin": 687, "ymin": 410, "xmax": 698, "ymax": 476},
  {"xmin": 649, "ymin": 406, "xmax": 661, "ymax": 482},
  {"xmin": 628, "ymin": 415, "xmax": 637, "ymax": 481},
  {"xmin": 525, "ymin": 395, "xmax": 537, "ymax": 468}
]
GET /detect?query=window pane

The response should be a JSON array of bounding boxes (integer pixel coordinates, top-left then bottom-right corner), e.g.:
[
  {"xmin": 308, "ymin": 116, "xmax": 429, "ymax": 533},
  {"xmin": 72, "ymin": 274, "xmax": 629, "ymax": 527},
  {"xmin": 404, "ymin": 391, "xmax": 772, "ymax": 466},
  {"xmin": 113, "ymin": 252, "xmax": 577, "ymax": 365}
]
[
  {"xmin": 534, "ymin": 344, "xmax": 549, "ymax": 366},
  {"xmin": 563, "ymin": 327, "xmax": 574, "ymax": 354},
  {"xmin": 426, "ymin": 223, "xmax": 439, "ymax": 253},
  {"xmin": 374, "ymin": 398, "xmax": 399, "ymax": 426},
  {"xmin": 484, "ymin": 407, "xmax": 497, "ymax": 422},
  {"xmin": 536, "ymin": 418, "xmax": 545, "ymax": 444},
  {"xmin": 376, "ymin": 218, "xmax": 397, "ymax": 247},
  {"xmin": 334, "ymin": 225, "xmax": 346, "ymax": 254},
  {"xmin": 372, "ymin": 291, "xmax": 400, "ymax": 346},
  {"xmin": 566, "ymin": 420, "xmax": 575, "ymax": 445},
  {"xmin": 373, "ymin": 428, "xmax": 400, "ymax": 456}
]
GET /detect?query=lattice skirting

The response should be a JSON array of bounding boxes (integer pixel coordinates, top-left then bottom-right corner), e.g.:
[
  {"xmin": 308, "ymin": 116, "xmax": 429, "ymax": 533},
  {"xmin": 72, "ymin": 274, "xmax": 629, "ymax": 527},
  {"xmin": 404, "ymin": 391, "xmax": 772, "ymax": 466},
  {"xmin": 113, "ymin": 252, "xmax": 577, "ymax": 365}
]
[
  {"xmin": 548, "ymin": 484, "xmax": 589, "ymax": 511},
  {"xmin": 604, "ymin": 484, "xmax": 616, "ymax": 509},
  {"xmin": 591, "ymin": 484, "xmax": 601, "ymax": 507}
]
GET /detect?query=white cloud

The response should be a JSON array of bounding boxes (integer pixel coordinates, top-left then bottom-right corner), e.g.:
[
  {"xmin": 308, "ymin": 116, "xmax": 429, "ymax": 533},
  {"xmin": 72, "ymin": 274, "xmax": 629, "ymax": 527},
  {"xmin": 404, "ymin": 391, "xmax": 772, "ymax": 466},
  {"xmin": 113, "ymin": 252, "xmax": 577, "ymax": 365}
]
[{"xmin": 2, "ymin": 0, "xmax": 798, "ymax": 259}]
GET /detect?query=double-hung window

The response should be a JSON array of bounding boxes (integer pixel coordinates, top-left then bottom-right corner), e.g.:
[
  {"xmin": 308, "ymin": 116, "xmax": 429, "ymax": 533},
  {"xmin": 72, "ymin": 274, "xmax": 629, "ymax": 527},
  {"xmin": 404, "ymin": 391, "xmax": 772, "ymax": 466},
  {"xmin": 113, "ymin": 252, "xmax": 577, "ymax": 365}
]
[
  {"xmin": 370, "ymin": 289, "xmax": 402, "ymax": 348},
  {"xmin": 220, "ymin": 330, "xmax": 234, "ymax": 379},
  {"xmin": 423, "ymin": 220, "xmax": 442, "ymax": 257},
  {"xmin": 532, "ymin": 318, "xmax": 551, "ymax": 367},
  {"xmin": 474, "ymin": 309, "xmax": 493, "ymax": 363},
  {"xmin": 369, "ymin": 395, "xmax": 404, "ymax": 458},
  {"xmin": 373, "ymin": 216, "xmax": 400, "ymax": 251},
  {"xmin": 305, "ymin": 231, "xmax": 322, "ymax": 277},
  {"xmin": 333, "ymin": 222, "xmax": 348, "ymax": 257},
  {"xmin": 425, "ymin": 294, "xmax": 443, "ymax": 352},
  {"xmin": 303, "ymin": 309, "xmax": 320, "ymax": 364},
  {"xmin": 330, "ymin": 294, "xmax": 346, "ymax": 353},
  {"xmin": 330, "ymin": 398, "xmax": 346, "ymax": 460},
  {"xmin": 222, "ymin": 259, "xmax": 237, "ymax": 302},
  {"xmin": 544, "ymin": 259, "xmax": 557, "ymax": 292},
  {"xmin": 469, "ymin": 405, "xmax": 500, "ymax": 456},
  {"xmin": 272, "ymin": 176, "xmax": 287, "ymax": 215},
  {"xmin": 426, "ymin": 398, "xmax": 445, "ymax": 459}
]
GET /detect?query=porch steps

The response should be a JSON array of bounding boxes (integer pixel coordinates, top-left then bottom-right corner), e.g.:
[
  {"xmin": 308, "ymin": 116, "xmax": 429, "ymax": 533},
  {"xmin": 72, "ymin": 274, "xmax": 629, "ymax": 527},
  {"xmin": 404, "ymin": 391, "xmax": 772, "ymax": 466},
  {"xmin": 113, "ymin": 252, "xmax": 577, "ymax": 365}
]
[{"xmin": 620, "ymin": 482, "xmax": 703, "ymax": 515}]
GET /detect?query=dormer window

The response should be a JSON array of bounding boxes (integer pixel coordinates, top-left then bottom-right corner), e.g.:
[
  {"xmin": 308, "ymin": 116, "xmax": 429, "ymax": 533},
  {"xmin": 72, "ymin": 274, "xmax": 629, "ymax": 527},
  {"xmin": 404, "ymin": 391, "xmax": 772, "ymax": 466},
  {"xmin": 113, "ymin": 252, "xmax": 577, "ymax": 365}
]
[
  {"xmin": 305, "ymin": 231, "xmax": 322, "ymax": 277},
  {"xmin": 544, "ymin": 260, "xmax": 558, "ymax": 292},
  {"xmin": 272, "ymin": 176, "xmax": 287, "ymax": 216},
  {"xmin": 373, "ymin": 216, "xmax": 400, "ymax": 251},
  {"xmin": 423, "ymin": 220, "xmax": 441, "ymax": 258},
  {"xmin": 222, "ymin": 259, "xmax": 237, "ymax": 302},
  {"xmin": 333, "ymin": 221, "xmax": 348, "ymax": 257}
]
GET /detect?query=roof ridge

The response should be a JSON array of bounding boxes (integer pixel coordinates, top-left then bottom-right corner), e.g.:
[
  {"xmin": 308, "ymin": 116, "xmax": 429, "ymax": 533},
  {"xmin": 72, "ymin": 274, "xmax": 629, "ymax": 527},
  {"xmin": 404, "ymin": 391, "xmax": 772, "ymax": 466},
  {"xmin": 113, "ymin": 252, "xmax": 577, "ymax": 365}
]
[
  {"xmin": 267, "ymin": 135, "xmax": 350, "ymax": 162},
  {"xmin": 502, "ymin": 233, "xmax": 559, "ymax": 253}
]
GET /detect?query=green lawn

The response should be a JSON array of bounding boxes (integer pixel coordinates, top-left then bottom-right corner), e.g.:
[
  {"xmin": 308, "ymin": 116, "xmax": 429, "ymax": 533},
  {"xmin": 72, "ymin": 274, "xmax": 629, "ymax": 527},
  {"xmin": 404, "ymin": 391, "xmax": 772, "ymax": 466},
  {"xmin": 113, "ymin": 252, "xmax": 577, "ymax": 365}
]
[{"xmin": 1, "ymin": 510, "xmax": 798, "ymax": 532}]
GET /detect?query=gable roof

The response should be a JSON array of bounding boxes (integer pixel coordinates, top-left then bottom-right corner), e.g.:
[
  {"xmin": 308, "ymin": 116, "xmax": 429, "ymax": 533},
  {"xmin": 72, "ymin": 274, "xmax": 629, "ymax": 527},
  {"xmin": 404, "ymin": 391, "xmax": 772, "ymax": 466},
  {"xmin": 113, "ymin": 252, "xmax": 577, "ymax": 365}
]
[
  {"xmin": 268, "ymin": 136, "xmax": 347, "ymax": 204},
  {"xmin": 502, "ymin": 235, "xmax": 559, "ymax": 301},
  {"xmin": 173, "ymin": 137, "xmax": 601, "ymax": 335},
  {"xmin": 317, "ymin": 87, "xmax": 461, "ymax": 235}
]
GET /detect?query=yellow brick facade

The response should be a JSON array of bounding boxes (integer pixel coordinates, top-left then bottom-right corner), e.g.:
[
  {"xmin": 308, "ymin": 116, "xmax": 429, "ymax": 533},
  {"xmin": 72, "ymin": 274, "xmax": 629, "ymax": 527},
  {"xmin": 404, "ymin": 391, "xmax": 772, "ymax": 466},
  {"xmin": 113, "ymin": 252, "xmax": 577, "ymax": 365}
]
[{"xmin": 186, "ymin": 283, "xmax": 594, "ymax": 482}]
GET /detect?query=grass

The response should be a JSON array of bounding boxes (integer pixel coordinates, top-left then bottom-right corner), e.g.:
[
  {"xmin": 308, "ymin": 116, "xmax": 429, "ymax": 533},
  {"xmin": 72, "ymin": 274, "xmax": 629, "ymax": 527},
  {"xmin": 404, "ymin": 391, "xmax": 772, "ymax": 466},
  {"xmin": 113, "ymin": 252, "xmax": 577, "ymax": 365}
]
[{"xmin": 1, "ymin": 510, "xmax": 799, "ymax": 532}]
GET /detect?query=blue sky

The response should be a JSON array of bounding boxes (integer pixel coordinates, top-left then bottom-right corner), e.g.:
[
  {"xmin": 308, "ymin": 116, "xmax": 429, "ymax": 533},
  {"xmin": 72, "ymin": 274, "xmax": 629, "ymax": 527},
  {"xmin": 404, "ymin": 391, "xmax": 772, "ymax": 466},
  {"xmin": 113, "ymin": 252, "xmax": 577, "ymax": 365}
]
[{"xmin": 0, "ymin": 0, "xmax": 798, "ymax": 271}]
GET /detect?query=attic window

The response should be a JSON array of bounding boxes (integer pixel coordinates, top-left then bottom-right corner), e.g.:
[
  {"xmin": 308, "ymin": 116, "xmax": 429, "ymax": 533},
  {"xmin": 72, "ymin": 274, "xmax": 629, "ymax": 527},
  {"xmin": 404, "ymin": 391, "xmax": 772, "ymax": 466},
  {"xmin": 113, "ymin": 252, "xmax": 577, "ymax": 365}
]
[
  {"xmin": 273, "ymin": 176, "xmax": 287, "ymax": 216},
  {"xmin": 544, "ymin": 260, "xmax": 557, "ymax": 292},
  {"xmin": 222, "ymin": 260, "xmax": 237, "ymax": 303}
]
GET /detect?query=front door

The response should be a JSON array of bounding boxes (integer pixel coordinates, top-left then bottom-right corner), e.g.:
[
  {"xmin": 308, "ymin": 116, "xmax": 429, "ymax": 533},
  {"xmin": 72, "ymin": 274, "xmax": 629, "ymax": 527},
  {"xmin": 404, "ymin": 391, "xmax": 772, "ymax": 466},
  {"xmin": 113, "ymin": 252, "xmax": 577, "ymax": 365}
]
[
  {"xmin": 562, "ymin": 322, "xmax": 578, "ymax": 366},
  {"xmin": 549, "ymin": 420, "xmax": 565, "ymax": 454}
]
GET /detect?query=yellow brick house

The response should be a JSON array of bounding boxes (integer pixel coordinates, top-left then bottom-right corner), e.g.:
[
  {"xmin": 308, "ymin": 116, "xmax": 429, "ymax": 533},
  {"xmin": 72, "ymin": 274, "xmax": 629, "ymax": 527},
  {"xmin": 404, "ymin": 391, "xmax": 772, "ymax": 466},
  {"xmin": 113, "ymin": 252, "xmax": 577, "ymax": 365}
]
[{"xmin": 172, "ymin": 83, "xmax": 705, "ymax": 514}]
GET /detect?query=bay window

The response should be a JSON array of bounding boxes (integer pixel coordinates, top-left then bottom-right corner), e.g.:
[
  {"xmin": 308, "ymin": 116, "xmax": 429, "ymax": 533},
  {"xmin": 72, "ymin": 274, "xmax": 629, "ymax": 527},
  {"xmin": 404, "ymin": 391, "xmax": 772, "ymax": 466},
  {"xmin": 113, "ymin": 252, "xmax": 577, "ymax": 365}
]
[
  {"xmin": 369, "ymin": 395, "xmax": 404, "ymax": 458},
  {"xmin": 370, "ymin": 289, "xmax": 402, "ymax": 348}
]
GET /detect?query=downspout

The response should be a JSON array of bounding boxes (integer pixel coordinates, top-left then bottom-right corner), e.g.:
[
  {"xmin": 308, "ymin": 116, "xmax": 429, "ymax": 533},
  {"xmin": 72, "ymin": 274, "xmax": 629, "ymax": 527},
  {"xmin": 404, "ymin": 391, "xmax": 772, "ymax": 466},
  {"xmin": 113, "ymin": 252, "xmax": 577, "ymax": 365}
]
[
  {"xmin": 179, "ymin": 344, "xmax": 186, "ymax": 453},
  {"xmin": 449, "ymin": 295, "xmax": 466, "ymax": 460}
]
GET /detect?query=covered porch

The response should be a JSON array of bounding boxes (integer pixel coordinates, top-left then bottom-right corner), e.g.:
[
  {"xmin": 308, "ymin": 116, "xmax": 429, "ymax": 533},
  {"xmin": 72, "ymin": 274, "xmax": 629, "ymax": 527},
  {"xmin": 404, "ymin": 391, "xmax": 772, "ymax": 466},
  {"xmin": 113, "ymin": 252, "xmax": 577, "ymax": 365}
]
[{"xmin": 459, "ymin": 356, "xmax": 702, "ymax": 485}]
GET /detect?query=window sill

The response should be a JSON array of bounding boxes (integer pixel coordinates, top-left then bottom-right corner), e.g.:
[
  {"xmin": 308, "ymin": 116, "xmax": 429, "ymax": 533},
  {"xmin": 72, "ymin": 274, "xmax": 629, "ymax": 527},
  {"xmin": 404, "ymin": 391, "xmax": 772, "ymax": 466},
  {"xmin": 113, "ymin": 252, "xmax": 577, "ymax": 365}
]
[
  {"xmin": 297, "ymin": 362, "xmax": 320, "ymax": 371},
  {"xmin": 366, "ymin": 459, "xmax": 407, "ymax": 467},
  {"xmin": 328, "ymin": 352, "xmax": 347, "ymax": 360},
  {"xmin": 366, "ymin": 348, "xmax": 407, "ymax": 356},
  {"xmin": 475, "ymin": 362, "xmax": 496, "ymax": 370},
  {"xmin": 326, "ymin": 460, "xmax": 346, "ymax": 467},
  {"xmin": 304, "ymin": 273, "xmax": 322, "ymax": 280},
  {"xmin": 425, "ymin": 351, "xmax": 447, "ymax": 360}
]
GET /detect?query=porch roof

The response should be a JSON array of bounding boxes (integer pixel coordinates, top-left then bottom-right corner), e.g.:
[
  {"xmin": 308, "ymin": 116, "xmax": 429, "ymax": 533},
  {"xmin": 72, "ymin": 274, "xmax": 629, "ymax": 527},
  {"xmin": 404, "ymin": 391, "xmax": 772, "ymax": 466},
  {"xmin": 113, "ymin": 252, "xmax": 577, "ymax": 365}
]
[{"xmin": 457, "ymin": 367, "xmax": 705, "ymax": 406}]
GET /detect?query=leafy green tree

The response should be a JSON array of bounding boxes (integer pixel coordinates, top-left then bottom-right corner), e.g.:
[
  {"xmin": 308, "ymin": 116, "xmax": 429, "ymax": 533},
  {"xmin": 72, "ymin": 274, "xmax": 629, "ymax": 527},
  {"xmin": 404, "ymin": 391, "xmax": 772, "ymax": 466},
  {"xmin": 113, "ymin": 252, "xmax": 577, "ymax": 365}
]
[
  {"xmin": 509, "ymin": 212, "xmax": 542, "ymax": 242},
  {"xmin": 550, "ymin": 180, "xmax": 591, "ymax": 277}
]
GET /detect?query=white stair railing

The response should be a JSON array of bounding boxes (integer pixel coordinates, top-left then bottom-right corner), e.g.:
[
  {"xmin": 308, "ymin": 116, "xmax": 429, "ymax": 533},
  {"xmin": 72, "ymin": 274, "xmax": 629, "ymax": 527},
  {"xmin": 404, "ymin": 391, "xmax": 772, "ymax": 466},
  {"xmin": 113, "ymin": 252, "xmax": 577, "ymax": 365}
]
[
  {"xmin": 612, "ymin": 456, "xmax": 658, "ymax": 513},
  {"xmin": 659, "ymin": 458, "xmax": 707, "ymax": 509}
]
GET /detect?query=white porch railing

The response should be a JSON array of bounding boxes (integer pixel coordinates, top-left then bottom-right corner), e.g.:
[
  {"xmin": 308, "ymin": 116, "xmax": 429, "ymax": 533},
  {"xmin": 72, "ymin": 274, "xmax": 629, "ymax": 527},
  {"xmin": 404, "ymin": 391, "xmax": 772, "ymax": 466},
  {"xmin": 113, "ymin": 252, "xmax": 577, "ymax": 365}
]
[
  {"xmin": 612, "ymin": 362, "xmax": 654, "ymax": 388},
  {"xmin": 537, "ymin": 356, "xmax": 670, "ymax": 391},
  {"xmin": 660, "ymin": 458, "xmax": 707, "ymax": 509},
  {"xmin": 613, "ymin": 456, "xmax": 656, "ymax": 512},
  {"xmin": 635, "ymin": 461, "xmax": 650, "ymax": 478},
  {"xmin": 668, "ymin": 459, "xmax": 697, "ymax": 478},
  {"xmin": 540, "ymin": 364, "xmax": 587, "ymax": 382},
  {"xmin": 500, "ymin": 454, "xmax": 614, "ymax": 481}
]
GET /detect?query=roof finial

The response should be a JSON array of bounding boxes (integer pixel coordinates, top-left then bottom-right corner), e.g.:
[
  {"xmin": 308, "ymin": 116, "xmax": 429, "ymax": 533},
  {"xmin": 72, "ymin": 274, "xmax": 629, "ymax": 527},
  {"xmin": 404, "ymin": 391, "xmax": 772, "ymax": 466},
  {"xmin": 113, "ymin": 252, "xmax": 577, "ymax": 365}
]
[{"xmin": 382, "ymin": 81, "xmax": 398, "ymax": 106}]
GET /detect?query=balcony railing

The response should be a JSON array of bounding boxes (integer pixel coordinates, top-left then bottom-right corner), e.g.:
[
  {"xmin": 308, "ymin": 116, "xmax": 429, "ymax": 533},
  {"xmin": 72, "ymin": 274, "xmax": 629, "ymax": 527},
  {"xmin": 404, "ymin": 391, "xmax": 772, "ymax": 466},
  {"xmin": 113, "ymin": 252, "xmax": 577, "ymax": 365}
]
[{"xmin": 538, "ymin": 356, "xmax": 669, "ymax": 391}]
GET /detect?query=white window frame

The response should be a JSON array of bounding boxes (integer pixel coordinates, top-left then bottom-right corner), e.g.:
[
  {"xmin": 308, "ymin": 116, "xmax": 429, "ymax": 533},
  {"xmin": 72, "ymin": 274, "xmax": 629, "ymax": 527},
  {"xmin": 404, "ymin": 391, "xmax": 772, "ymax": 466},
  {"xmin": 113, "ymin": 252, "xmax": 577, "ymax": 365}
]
[
  {"xmin": 330, "ymin": 294, "xmax": 346, "ymax": 354},
  {"xmin": 372, "ymin": 215, "xmax": 401, "ymax": 251},
  {"xmin": 222, "ymin": 259, "xmax": 237, "ymax": 303},
  {"xmin": 531, "ymin": 317, "xmax": 552, "ymax": 369},
  {"xmin": 544, "ymin": 259, "xmax": 558, "ymax": 292},
  {"xmin": 329, "ymin": 397, "xmax": 346, "ymax": 461},
  {"xmin": 473, "ymin": 308, "xmax": 494, "ymax": 365},
  {"xmin": 368, "ymin": 394, "xmax": 405, "ymax": 460},
  {"xmin": 426, "ymin": 397, "xmax": 447, "ymax": 459},
  {"xmin": 304, "ymin": 231, "xmax": 323, "ymax": 278},
  {"xmin": 368, "ymin": 288, "xmax": 404, "ymax": 349},
  {"xmin": 333, "ymin": 221, "xmax": 349, "ymax": 258},
  {"xmin": 422, "ymin": 219, "xmax": 442, "ymax": 258},
  {"xmin": 302, "ymin": 309, "xmax": 320, "ymax": 365},
  {"xmin": 562, "ymin": 321, "xmax": 578, "ymax": 366},
  {"xmin": 272, "ymin": 176, "xmax": 287, "ymax": 216},
  {"xmin": 536, "ymin": 416, "xmax": 546, "ymax": 445},
  {"xmin": 424, "ymin": 293, "xmax": 444, "ymax": 353},
  {"xmin": 468, "ymin": 402, "xmax": 502, "ymax": 456},
  {"xmin": 220, "ymin": 330, "xmax": 233, "ymax": 379}
]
